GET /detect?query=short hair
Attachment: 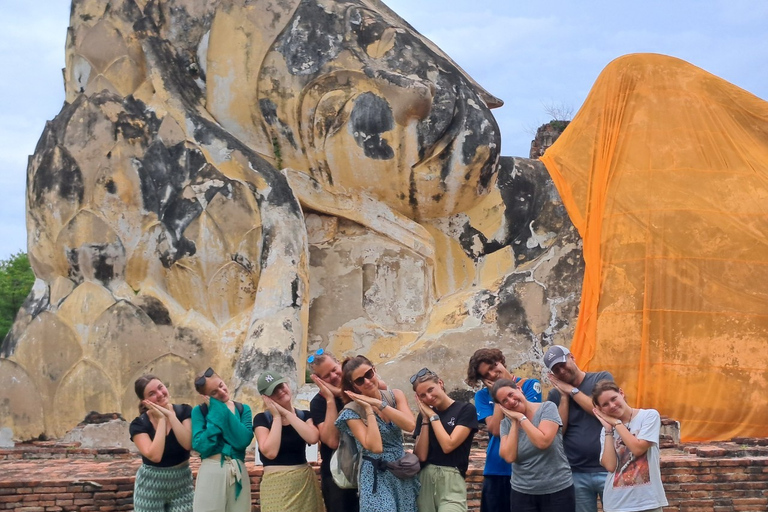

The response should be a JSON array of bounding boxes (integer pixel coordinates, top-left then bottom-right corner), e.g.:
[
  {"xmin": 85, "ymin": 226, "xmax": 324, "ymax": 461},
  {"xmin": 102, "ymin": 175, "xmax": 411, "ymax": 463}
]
[
  {"xmin": 309, "ymin": 351, "xmax": 337, "ymax": 371},
  {"xmin": 491, "ymin": 378, "xmax": 518, "ymax": 403},
  {"xmin": 466, "ymin": 348, "xmax": 506, "ymax": 386},
  {"xmin": 591, "ymin": 380, "xmax": 620, "ymax": 406}
]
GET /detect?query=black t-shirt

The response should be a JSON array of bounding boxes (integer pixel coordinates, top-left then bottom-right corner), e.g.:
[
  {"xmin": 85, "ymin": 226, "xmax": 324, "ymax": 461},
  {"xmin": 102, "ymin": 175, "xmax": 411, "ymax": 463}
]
[
  {"xmin": 415, "ymin": 400, "xmax": 478, "ymax": 478},
  {"xmin": 129, "ymin": 403, "xmax": 193, "ymax": 467},
  {"xmin": 309, "ymin": 393, "xmax": 344, "ymax": 477},
  {"xmin": 547, "ymin": 370, "xmax": 614, "ymax": 472},
  {"xmin": 253, "ymin": 409, "xmax": 312, "ymax": 466}
]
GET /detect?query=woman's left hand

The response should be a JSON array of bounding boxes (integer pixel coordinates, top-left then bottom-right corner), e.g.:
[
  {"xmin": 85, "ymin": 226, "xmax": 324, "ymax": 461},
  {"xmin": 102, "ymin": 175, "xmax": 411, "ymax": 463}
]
[
  {"xmin": 271, "ymin": 399, "xmax": 294, "ymax": 421},
  {"xmin": 345, "ymin": 391, "xmax": 383, "ymax": 410},
  {"xmin": 144, "ymin": 400, "xmax": 173, "ymax": 419},
  {"xmin": 163, "ymin": 401, "xmax": 178, "ymax": 419},
  {"xmin": 592, "ymin": 408, "xmax": 615, "ymax": 430},
  {"xmin": 414, "ymin": 395, "xmax": 433, "ymax": 419},
  {"xmin": 262, "ymin": 396, "xmax": 281, "ymax": 418},
  {"xmin": 501, "ymin": 407, "xmax": 525, "ymax": 422}
]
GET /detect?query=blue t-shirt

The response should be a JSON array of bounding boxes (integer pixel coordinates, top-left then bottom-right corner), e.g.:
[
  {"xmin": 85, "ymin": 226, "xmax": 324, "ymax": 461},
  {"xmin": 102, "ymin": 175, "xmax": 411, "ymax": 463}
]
[{"xmin": 475, "ymin": 378, "xmax": 542, "ymax": 476}]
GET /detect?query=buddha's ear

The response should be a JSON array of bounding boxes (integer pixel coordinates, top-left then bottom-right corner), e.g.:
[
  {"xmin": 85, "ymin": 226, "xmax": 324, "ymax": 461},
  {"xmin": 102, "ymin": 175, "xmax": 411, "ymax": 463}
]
[{"xmin": 206, "ymin": 0, "xmax": 303, "ymax": 156}]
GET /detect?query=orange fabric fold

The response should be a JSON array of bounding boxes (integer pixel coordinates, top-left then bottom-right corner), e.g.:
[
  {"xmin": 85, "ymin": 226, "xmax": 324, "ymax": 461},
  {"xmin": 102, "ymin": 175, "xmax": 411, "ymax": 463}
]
[{"xmin": 541, "ymin": 53, "xmax": 768, "ymax": 442}]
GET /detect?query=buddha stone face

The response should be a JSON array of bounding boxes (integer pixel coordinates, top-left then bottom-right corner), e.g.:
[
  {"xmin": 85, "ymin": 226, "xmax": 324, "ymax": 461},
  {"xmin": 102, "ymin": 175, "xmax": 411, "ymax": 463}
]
[{"xmin": 207, "ymin": 0, "xmax": 502, "ymax": 220}]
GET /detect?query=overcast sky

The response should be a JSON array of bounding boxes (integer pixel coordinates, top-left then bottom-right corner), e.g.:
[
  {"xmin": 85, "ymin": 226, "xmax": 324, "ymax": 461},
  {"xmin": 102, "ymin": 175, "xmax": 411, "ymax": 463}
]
[{"xmin": 1, "ymin": 0, "xmax": 766, "ymax": 261}]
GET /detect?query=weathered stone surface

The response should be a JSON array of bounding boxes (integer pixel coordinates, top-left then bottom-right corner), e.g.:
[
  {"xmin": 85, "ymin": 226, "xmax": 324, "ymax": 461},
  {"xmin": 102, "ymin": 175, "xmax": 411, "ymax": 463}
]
[
  {"xmin": 530, "ymin": 121, "xmax": 569, "ymax": 159},
  {"xmin": 311, "ymin": 157, "xmax": 583, "ymax": 392},
  {"xmin": 2, "ymin": 0, "xmax": 307, "ymax": 439},
  {"xmin": 0, "ymin": 428, "xmax": 13, "ymax": 448},
  {"xmin": 61, "ymin": 418, "xmax": 137, "ymax": 451},
  {"xmin": 2, "ymin": 0, "xmax": 584, "ymax": 439}
]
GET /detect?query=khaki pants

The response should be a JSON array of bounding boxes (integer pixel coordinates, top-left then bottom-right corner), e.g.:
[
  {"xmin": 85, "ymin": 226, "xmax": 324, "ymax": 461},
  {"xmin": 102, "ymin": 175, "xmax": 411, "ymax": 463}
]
[
  {"xmin": 193, "ymin": 457, "xmax": 251, "ymax": 512},
  {"xmin": 417, "ymin": 465, "xmax": 467, "ymax": 512}
]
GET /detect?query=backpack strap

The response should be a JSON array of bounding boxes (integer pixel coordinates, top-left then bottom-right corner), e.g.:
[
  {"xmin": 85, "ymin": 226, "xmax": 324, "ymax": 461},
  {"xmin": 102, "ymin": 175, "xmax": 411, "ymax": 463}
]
[
  {"xmin": 342, "ymin": 401, "xmax": 368, "ymax": 425},
  {"xmin": 380, "ymin": 388, "xmax": 397, "ymax": 408}
]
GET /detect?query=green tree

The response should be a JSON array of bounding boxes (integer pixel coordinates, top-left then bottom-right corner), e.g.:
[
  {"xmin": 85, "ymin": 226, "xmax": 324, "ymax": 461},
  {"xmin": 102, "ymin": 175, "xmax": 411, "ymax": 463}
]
[{"xmin": 0, "ymin": 252, "xmax": 35, "ymax": 341}]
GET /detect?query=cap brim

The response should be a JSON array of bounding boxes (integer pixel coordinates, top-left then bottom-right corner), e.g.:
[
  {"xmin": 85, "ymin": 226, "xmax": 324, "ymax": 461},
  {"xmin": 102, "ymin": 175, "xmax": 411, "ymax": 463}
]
[
  {"xmin": 545, "ymin": 356, "xmax": 568, "ymax": 370},
  {"xmin": 263, "ymin": 378, "xmax": 287, "ymax": 396}
]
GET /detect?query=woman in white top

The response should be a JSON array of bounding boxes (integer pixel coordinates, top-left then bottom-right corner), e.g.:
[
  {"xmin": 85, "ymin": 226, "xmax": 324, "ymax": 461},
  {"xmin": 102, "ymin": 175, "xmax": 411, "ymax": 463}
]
[{"xmin": 592, "ymin": 380, "xmax": 668, "ymax": 512}]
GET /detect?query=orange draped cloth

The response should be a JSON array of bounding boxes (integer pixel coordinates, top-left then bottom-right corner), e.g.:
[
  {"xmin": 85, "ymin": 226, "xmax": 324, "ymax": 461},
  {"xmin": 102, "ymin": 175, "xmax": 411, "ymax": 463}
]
[{"xmin": 541, "ymin": 53, "xmax": 768, "ymax": 442}]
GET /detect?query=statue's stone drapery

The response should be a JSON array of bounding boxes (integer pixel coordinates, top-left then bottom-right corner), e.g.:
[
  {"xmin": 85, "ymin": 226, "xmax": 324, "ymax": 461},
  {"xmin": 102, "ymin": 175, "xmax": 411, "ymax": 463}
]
[{"xmin": 0, "ymin": 0, "xmax": 582, "ymax": 439}]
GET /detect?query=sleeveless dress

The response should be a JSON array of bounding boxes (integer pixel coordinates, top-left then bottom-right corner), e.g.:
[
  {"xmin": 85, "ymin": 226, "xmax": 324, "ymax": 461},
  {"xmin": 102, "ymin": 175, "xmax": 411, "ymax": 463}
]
[{"xmin": 336, "ymin": 408, "xmax": 419, "ymax": 512}]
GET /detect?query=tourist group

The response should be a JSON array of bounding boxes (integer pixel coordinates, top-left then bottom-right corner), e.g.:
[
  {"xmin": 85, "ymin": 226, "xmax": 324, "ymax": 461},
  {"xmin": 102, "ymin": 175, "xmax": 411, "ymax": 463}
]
[{"xmin": 129, "ymin": 345, "xmax": 667, "ymax": 512}]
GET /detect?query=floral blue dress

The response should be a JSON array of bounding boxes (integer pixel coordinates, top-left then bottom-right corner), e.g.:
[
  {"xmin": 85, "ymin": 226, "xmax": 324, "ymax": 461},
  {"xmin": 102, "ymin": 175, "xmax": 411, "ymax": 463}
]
[{"xmin": 336, "ymin": 407, "xmax": 419, "ymax": 512}]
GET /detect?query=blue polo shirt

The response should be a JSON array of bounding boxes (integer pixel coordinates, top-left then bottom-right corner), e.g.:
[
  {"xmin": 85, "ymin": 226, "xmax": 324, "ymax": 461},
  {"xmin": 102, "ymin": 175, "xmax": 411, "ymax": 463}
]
[{"xmin": 475, "ymin": 378, "xmax": 542, "ymax": 476}]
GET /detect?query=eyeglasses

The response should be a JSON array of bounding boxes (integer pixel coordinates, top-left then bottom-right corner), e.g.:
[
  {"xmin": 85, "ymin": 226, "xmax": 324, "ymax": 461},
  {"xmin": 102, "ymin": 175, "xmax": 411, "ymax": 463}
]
[
  {"xmin": 353, "ymin": 368, "xmax": 375, "ymax": 386},
  {"xmin": 409, "ymin": 367, "xmax": 435, "ymax": 384},
  {"xmin": 195, "ymin": 367, "xmax": 214, "ymax": 389},
  {"xmin": 307, "ymin": 348, "xmax": 324, "ymax": 364}
]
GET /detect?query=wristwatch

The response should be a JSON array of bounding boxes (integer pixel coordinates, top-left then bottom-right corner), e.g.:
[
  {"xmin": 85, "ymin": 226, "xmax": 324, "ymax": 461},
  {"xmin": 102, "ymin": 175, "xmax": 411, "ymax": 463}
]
[
  {"xmin": 570, "ymin": 388, "xmax": 580, "ymax": 396},
  {"xmin": 379, "ymin": 401, "xmax": 388, "ymax": 411},
  {"xmin": 614, "ymin": 419, "xmax": 623, "ymax": 427},
  {"xmin": 519, "ymin": 415, "xmax": 528, "ymax": 423},
  {"xmin": 429, "ymin": 414, "xmax": 440, "ymax": 422}
]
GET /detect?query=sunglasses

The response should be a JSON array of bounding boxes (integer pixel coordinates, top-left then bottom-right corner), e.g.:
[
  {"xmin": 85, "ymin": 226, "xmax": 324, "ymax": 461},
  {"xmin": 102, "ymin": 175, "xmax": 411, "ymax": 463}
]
[
  {"xmin": 353, "ymin": 368, "xmax": 376, "ymax": 387},
  {"xmin": 409, "ymin": 367, "xmax": 435, "ymax": 384},
  {"xmin": 195, "ymin": 367, "xmax": 214, "ymax": 389},
  {"xmin": 307, "ymin": 348, "xmax": 325, "ymax": 364}
]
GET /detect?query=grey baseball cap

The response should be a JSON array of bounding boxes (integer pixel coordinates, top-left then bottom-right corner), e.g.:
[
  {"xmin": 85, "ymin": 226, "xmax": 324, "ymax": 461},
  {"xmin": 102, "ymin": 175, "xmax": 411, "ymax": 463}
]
[{"xmin": 544, "ymin": 345, "xmax": 571, "ymax": 370}]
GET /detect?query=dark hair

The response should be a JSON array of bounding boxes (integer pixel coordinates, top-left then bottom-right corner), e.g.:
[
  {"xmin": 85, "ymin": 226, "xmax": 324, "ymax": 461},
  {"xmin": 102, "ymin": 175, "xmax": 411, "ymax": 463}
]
[
  {"xmin": 591, "ymin": 380, "xmax": 621, "ymax": 406},
  {"xmin": 135, "ymin": 374, "xmax": 159, "ymax": 399},
  {"xmin": 466, "ymin": 348, "xmax": 506, "ymax": 386},
  {"xmin": 134, "ymin": 374, "xmax": 159, "ymax": 415},
  {"xmin": 341, "ymin": 355, "xmax": 374, "ymax": 395},
  {"xmin": 491, "ymin": 378, "xmax": 518, "ymax": 403}
]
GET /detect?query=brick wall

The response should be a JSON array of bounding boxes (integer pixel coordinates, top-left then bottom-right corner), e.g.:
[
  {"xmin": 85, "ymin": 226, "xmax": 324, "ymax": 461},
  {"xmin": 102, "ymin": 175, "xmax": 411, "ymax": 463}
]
[
  {"xmin": 0, "ymin": 481, "xmax": 134, "ymax": 512},
  {"xmin": 660, "ymin": 442, "xmax": 768, "ymax": 512},
  {"xmin": 1, "ymin": 442, "xmax": 767, "ymax": 511}
]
